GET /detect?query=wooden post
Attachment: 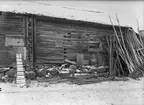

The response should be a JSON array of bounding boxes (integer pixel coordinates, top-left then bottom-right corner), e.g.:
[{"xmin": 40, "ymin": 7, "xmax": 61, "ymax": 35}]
[
  {"xmin": 25, "ymin": 15, "xmax": 35, "ymax": 70},
  {"xmin": 33, "ymin": 16, "xmax": 36, "ymax": 69},
  {"xmin": 109, "ymin": 36, "xmax": 113, "ymax": 76},
  {"xmin": 76, "ymin": 53, "xmax": 84, "ymax": 66}
]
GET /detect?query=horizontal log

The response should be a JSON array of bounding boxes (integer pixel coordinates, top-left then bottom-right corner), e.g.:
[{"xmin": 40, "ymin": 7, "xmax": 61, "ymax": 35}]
[
  {"xmin": 0, "ymin": 38, "xmax": 5, "ymax": 42},
  {"xmin": 36, "ymin": 59, "xmax": 64, "ymax": 61},
  {"xmin": 0, "ymin": 61, "xmax": 13, "ymax": 65},
  {"xmin": 37, "ymin": 22, "xmax": 71, "ymax": 28},
  {"xmin": 36, "ymin": 44, "xmax": 55, "ymax": 48},
  {"xmin": 37, "ymin": 26, "xmax": 77, "ymax": 33},
  {"xmin": 36, "ymin": 52, "xmax": 64, "ymax": 55},
  {"xmin": 37, "ymin": 40, "xmax": 90, "ymax": 45},
  {"xmin": 65, "ymin": 57, "xmax": 76, "ymax": 60},
  {"xmin": 0, "ymin": 59, "xmax": 14, "ymax": 63},
  {"xmin": 36, "ymin": 30, "xmax": 111, "ymax": 41},
  {"xmin": 37, "ymin": 37, "xmax": 90, "ymax": 42},
  {"xmin": 1, "ymin": 29, "xmax": 23, "ymax": 31},
  {"xmin": 37, "ymin": 33, "xmax": 111, "ymax": 43},
  {"xmin": 36, "ymin": 56, "xmax": 64, "ymax": 59},
  {"xmin": 0, "ymin": 47, "xmax": 8, "ymax": 50},
  {"xmin": 36, "ymin": 51, "xmax": 63, "ymax": 55},
  {"xmin": 36, "ymin": 49, "xmax": 64, "ymax": 54},
  {"xmin": 0, "ymin": 50, "xmax": 11, "ymax": 53},
  {"xmin": 36, "ymin": 37, "xmax": 63, "ymax": 41},
  {"xmin": 36, "ymin": 21, "xmax": 113, "ymax": 33},
  {"xmin": 36, "ymin": 59, "xmax": 64, "ymax": 64},
  {"xmin": 36, "ymin": 40, "xmax": 55, "ymax": 44},
  {"xmin": 1, "ymin": 31, "xmax": 23, "ymax": 34},
  {"xmin": 36, "ymin": 47, "xmax": 64, "ymax": 51},
  {"xmin": 36, "ymin": 42, "xmax": 55, "ymax": 45},
  {"xmin": 37, "ymin": 30, "xmax": 112, "ymax": 39},
  {"xmin": 5, "ymin": 35, "xmax": 24, "ymax": 37},
  {"xmin": 0, "ymin": 21, "xmax": 22, "ymax": 24},
  {"xmin": 64, "ymin": 53, "xmax": 77, "ymax": 58},
  {"xmin": 36, "ymin": 53, "xmax": 63, "ymax": 57},
  {"xmin": 1, "ymin": 14, "xmax": 23, "ymax": 17},
  {"xmin": 64, "ymin": 46, "xmax": 88, "ymax": 50},
  {"xmin": 36, "ymin": 30, "xmax": 66, "ymax": 35},
  {"xmin": 1, "ymin": 23, "xmax": 23, "ymax": 26},
  {"xmin": 36, "ymin": 52, "xmax": 64, "ymax": 56},
  {"xmin": 64, "ymin": 50, "xmax": 88, "ymax": 53},
  {"xmin": 37, "ymin": 33, "xmax": 63, "ymax": 37},
  {"xmin": 0, "ymin": 19, "xmax": 23, "ymax": 22},
  {"xmin": 2, "ymin": 26, "xmax": 23, "ymax": 30},
  {"xmin": 36, "ymin": 47, "xmax": 63, "ymax": 50},
  {"xmin": 36, "ymin": 36, "xmax": 63, "ymax": 41},
  {"xmin": 0, "ymin": 31, "xmax": 23, "ymax": 34}
]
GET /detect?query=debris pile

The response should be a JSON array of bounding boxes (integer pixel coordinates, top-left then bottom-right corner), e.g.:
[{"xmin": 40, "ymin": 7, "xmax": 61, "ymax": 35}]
[
  {"xmin": 0, "ymin": 61, "xmax": 109, "ymax": 84},
  {"xmin": 0, "ymin": 67, "xmax": 16, "ymax": 83},
  {"xmin": 33, "ymin": 63, "xmax": 109, "ymax": 84}
]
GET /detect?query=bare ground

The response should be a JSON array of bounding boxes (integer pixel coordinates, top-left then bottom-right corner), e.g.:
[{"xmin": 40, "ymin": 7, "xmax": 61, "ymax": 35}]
[{"xmin": 0, "ymin": 77, "xmax": 144, "ymax": 105}]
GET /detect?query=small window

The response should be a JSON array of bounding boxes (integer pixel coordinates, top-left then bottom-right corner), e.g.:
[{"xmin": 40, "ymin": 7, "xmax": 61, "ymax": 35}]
[
  {"xmin": 88, "ymin": 41, "xmax": 102, "ymax": 52},
  {"xmin": 5, "ymin": 36, "xmax": 24, "ymax": 46},
  {"xmin": 89, "ymin": 43, "xmax": 100, "ymax": 49}
]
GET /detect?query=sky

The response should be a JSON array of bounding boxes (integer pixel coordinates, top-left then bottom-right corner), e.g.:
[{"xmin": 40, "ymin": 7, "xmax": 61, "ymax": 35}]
[
  {"xmin": 0, "ymin": 1, "xmax": 143, "ymax": 32},
  {"xmin": 45, "ymin": 1, "xmax": 144, "ymax": 32}
]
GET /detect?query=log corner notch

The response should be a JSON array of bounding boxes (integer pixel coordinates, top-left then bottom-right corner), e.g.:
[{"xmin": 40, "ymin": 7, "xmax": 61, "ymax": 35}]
[{"xmin": 24, "ymin": 14, "xmax": 36, "ymax": 70}]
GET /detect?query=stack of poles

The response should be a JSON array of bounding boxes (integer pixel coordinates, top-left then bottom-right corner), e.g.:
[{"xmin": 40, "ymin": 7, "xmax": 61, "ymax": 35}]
[{"xmin": 108, "ymin": 14, "xmax": 144, "ymax": 77}]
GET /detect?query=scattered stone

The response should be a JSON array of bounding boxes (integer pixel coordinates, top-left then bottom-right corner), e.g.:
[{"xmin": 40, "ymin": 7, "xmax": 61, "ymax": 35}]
[
  {"xmin": 48, "ymin": 67, "xmax": 59, "ymax": 76},
  {"xmin": 60, "ymin": 64, "xmax": 68, "ymax": 68},
  {"xmin": 0, "ymin": 67, "xmax": 10, "ymax": 73},
  {"xmin": 36, "ymin": 68, "xmax": 47, "ymax": 77},
  {"xmin": 1, "ymin": 75, "xmax": 9, "ymax": 82},
  {"xmin": 76, "ymin": 69, "xmax": 81, "ymax": 73},
  {"xmin": 45, "ymin": 72, "xmax": 51, "ymax": 78},
  {"xmin": 36, "ymin": 77, "xmax": 42, "ymax": 81},
  {"xmin": 25, "ymin": 71, "xmax": 36, "ymax": 80},
  {"xmin": 0, "ymin": 64, "xmax": 110, "ymax": 83},
  {"xmin": 5, "ymin": 67, "xmax": 16, "ymax": 78},
  {"xmin": 0, "ymin": 73, "xmax": 4, "ymax": 80},
  {"xmin": 69, "ymin": 65, "xmax": 77, "ymax": 70}
]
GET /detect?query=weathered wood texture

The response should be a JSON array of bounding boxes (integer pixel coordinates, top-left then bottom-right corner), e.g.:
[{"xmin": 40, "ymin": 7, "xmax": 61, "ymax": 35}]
[
  {"xmin": 36, "ymin": 20, "xmax": 64, "ymax": 64},
  {"xmin": 0, "ymin": 12, "xmax": 114, "ymax": 67},
  {"xmin": 0, "ymin": 12, "xmax": 24, "ymax": 67},
  {"xmin": 35, "ymin": 16, "xmax": 113, "ymax": 65}
]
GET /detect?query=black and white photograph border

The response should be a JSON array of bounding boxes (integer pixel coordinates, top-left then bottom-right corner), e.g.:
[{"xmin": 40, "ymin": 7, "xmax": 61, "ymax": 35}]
[{"xmin": 0, "ymin": 0, "xmax": 144, "ymax": 105}]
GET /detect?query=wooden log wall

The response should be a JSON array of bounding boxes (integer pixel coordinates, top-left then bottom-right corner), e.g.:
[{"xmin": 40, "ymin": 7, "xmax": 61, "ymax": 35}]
[
  {"xmin": 0, "ymin": 12, "xmax": 24, "ymax": 67},
  {"xmin": 35, "ymin": 16, "xmax": 114, "ymax": 66},
  {"xmin": 0, "ymin": 12, "xmax": 126, "ymax": 69},
  {"xmin": 36, "ymin": 19, "xmax": 64, "ymax": 64}
]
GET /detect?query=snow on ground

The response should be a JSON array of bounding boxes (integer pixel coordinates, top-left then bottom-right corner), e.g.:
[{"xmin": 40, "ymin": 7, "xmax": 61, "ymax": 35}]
[{"xmin": 0, "ymin": 77, "xmax": 144, "ymax": 105}]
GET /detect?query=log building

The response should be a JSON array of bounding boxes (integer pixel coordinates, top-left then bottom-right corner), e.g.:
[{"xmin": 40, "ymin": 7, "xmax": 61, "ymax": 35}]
[
  {"xmin": 0, "ymin": 11, "xmax": 128, "ymax": 68},
  {"xmin": 0, "ymin": 2, "xmax": 131, "ymax": 76}
]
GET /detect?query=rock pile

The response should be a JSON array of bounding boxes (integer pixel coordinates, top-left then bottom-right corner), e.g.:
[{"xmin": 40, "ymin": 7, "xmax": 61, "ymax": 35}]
[{"xmin": 0, "ymin": 63, "xmax": 109, "ymax": 83}]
